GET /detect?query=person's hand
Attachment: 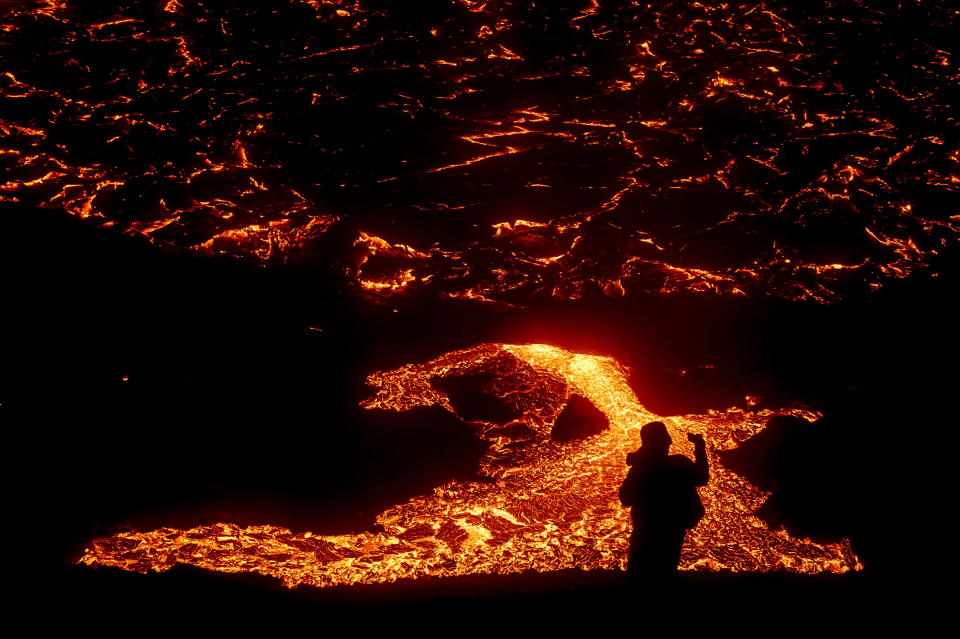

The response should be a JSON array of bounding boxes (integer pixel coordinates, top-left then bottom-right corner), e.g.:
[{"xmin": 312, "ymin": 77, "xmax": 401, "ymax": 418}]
[{"xmin": 687, "ymin": 432, "xmax": 705, "ymax": 446}]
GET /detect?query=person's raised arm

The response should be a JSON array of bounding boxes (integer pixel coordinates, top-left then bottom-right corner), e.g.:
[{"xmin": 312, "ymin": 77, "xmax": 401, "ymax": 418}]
[{"xmin": 687, "ymin": 432, "xmax": 709, "ymax": 486}]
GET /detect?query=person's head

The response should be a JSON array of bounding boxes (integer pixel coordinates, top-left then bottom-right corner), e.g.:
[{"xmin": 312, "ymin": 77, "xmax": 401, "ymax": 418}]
[{"xmin": 640, "ymin": 421, "xmax": 671, "ymax": 455}]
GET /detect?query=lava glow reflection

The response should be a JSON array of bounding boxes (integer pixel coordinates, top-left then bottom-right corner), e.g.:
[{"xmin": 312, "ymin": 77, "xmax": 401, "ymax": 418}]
[{"xmin": 79, "ymin": 344, "xmax": 860, "ymax": 587}]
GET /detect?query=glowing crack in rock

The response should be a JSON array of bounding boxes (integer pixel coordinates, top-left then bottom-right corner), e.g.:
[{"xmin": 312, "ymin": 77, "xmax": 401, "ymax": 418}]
[
  {"xmin": 4, "ymin": 1, "xmax": 958, "ymax": 304},
  {"xmin": 79, "ymin": 344, "xmax": 860, "ymax": 587}
]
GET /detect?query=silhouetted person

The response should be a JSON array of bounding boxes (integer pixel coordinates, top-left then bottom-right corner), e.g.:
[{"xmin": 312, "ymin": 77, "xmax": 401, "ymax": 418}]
[{"xmin": 619, "ymin": 421, "xmax": 709, "ymax": 579}]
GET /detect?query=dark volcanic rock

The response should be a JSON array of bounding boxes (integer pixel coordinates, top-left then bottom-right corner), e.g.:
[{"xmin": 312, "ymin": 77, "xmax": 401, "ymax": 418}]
[{"xmin": 551, "ymin": 395, "xmax": 608, "ymax": 442}]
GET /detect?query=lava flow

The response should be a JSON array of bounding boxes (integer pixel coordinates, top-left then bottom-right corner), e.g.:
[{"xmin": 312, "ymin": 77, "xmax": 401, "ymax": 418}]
[
  {"xmin": 79, "ymin": 344, "xmax": 860, "ymax": 587},
  {"xmin": 3, "ymin": 1, "xmax": 958, "ymax": 305}
]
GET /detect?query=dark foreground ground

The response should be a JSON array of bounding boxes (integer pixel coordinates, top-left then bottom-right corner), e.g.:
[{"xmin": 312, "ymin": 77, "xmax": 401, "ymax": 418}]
[{"xmin": 58, "ymin": 562, "xmax": 938, "ymax": 633}]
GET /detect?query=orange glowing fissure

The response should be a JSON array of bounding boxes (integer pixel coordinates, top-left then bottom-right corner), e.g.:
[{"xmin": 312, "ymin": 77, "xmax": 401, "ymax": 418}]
[
  {"xmin": 5, "ymin": 1, "xmax": 957, "ymax": 306},
  {"xmin": 79, "ymin": 344, "xmax": 860, "ymax": 587}
]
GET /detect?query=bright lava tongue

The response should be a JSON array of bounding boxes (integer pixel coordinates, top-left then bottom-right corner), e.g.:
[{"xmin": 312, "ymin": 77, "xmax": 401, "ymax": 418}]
[{"xmin": 79, "ymin": 344, "xmax": 859, "ymax": 588}]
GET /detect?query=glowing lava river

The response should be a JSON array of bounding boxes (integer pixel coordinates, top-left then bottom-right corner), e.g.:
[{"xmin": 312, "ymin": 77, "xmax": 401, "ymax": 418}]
[{"xmin": 80, "ymin": 343, "xmax": 859, "ymax": 587}]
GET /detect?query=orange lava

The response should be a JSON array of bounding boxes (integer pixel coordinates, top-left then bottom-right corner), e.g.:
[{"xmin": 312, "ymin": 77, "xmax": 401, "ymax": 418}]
[
  {"xmin": 79, "ymin": 344, "xmax": 860, "ymax": 587},
  {"xmin": 4, "ymin": 1, "xmax": 957, "ymax": 304}
]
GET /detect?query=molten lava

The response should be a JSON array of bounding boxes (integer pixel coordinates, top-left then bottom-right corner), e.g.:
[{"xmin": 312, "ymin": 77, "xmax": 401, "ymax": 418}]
[
  {"xmin": 3, "ymin": 1, "xmax": 958, "ymax": 305},
  {"xmin": 79, "ymin": 344, "xmax": 859, "ymax": 587}
]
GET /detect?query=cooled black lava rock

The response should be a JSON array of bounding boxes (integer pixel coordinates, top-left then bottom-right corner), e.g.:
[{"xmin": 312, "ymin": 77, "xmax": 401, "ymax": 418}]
[{"xmin": 551, "ymin": 395, "xmax": 608, "ymax": 442}]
